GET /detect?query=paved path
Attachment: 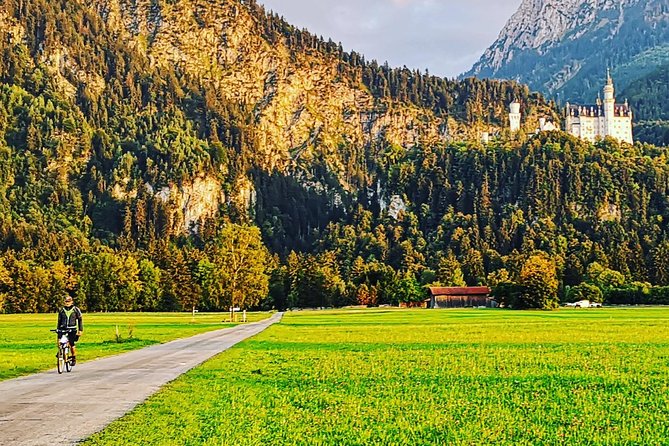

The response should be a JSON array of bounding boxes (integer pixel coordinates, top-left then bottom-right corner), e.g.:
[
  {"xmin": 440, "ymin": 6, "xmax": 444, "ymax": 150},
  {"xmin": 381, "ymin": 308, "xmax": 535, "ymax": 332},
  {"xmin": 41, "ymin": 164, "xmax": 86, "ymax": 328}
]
[{"xmin": 0, "ymin": 312, "xmax": 283, "ymax": 446}]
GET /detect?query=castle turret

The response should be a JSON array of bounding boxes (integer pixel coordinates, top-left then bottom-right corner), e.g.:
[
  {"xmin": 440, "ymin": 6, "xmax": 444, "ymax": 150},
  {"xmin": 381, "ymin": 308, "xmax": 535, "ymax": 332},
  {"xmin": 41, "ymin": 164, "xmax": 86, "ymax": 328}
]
[
  {"xmin": 509, "ymin": 101, "xmax": 521, "ymax": 133},
  {"xmin": 603, "ymin": 70, "xmax": 615, "ymax": 136}
]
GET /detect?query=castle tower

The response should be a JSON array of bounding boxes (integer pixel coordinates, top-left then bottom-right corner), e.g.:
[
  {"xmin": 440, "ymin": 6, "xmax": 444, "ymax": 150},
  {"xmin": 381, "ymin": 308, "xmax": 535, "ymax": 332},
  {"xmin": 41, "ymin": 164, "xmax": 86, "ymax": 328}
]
[
  {"xmin": 603, "ymin": 69, "xmax": 615, "ymax": 136},
  {"xmin": 509, "ymin": 101, "xmax": 521, "ymax": 133}
]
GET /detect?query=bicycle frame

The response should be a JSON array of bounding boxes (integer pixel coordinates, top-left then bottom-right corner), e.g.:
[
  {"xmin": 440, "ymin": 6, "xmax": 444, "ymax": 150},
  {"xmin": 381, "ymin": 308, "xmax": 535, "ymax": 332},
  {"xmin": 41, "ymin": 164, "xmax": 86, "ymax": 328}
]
[{"xmin": 51, "ymin": 328, "xmax": 76, "ymax": 374}]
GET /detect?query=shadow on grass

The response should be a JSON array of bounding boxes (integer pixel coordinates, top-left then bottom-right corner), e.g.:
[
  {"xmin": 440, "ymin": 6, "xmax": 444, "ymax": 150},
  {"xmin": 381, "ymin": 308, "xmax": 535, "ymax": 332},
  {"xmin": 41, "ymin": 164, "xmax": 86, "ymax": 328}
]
[{"xmin": 99, "ymin": 338, "xmax": 155, "ymax": 346}]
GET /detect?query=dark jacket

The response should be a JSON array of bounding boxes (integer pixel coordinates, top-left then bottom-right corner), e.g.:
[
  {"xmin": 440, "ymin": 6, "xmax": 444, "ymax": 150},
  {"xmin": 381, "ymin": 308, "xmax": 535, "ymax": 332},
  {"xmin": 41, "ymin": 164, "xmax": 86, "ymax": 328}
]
[{"xmin": 57, "ymin": 305, "xmax": 83, "ymax": 331}]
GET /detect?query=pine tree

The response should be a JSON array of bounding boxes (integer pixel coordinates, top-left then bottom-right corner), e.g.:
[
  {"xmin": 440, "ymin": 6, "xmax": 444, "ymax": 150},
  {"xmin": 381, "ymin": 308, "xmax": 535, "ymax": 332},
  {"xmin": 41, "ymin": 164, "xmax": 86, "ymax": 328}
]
[{"xmin": 437, "ymin": 252, "xmax": 466, "ymax": 287}]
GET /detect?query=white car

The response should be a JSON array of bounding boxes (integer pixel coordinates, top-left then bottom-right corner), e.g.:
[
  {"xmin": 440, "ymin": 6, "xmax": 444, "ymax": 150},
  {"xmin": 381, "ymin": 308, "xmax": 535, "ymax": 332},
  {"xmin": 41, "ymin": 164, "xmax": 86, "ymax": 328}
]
[{"xmin": 565, "ymin": 300, "xmax": 603, "ymax": 308}]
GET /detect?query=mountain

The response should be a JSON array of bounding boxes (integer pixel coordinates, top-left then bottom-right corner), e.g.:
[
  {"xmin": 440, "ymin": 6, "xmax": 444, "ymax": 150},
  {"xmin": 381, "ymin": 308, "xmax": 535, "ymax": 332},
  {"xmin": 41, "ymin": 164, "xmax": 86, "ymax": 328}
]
[
  {"xmin": 1, "ymin": 0, "xmax": 669, "ymax": 314},
  {"xmin": 0, "ymin": 0, "xmax": 551, "ymax": 248},
  {"xmin": 465, "ymin": 0, "xmax": 669, "ymax": 104}
]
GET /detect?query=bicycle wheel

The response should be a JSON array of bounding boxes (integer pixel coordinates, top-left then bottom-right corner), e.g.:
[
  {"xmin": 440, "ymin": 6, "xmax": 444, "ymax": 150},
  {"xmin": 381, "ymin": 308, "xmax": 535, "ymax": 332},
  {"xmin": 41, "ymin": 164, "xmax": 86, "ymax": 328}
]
[
  {"xmin": 57, "ymin": 347, "xmax": 64, "ymax": 374},
  {"xmin": 64, "ymin": 347, "xmax": 72, "ymax": 373}
]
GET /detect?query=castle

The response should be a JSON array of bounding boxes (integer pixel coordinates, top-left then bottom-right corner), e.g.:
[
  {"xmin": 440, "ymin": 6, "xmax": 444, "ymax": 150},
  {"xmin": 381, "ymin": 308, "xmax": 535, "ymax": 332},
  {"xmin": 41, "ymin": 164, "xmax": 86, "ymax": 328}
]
[
  {"xmin": 565, "ymin": 72, "xmax": 633, "ymax": 143},
  {"xmin": 508, "ymin": 73, "xmax": 634, "ymax": 144}
]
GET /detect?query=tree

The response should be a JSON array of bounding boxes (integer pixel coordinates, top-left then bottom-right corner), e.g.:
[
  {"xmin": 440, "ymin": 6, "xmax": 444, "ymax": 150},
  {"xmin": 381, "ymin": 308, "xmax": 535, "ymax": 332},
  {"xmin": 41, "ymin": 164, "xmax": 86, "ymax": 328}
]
[
  {"xmin": 462, "ymin": 249, "xmax": 485, "ymax": 286},
  {"xmin": 266, "ymin": 262, "xmax": 289, "ymax": 310},
  {"xmin": 588, "ymin": 262, "xmax": 626, "ymax": 289},
  {"xmin": 177, "ymin": 248, "xmax": 204, "ymax": 312},
  {"xmin": 356, "ymin": 283, "xmax": 377, "ymax": 306},
  {"xmin": 0, "ymin": 255, "xmax": 12, "ymax": 312},
  {"xmin": 205, "ymin": 224, "xmax": 270, "ymax": 310},
  {"xmin": 47, "ymin": 261, "xmax": 78, "ymax": 312},
  {"xmin": 651, "ymin": 241, "xmax": 669, "ymax": 286},
  {"xmin": 437, "ymin": 252, "xmax": 466, "ymax": 286},
  {"xmin": 137, "ymin": 259, "xmax": 162, "ymax": 311},
  {"xmin": 115, "ymin": 254, "xmax": 141, "ymax": 311},
  {"xmin": 3, "ymin": 258, "xmax": 51, "ymax": 313},
  {"xmin": 75, "ymin": 251, "xmax": 111, "ymax": 312},
  {"xmin": 318, "ymin": 252, "xmax": 347, "ymax": 307},
  {"xmin": 76, "ymin": 250, "xmax": 141, "ymax": 312},
  {"xmin": 519, "ymin": 253, "xmax": 559, "ymax": 309},
  {"xmin": 491, "ymin": 281, "xmax": 524, "ymax": 309},
  {"xmin": 595, "ymin": 269, "xmax": 626, "ymax": 289},
  {"xmin": 386, "ymin": 272, "xmax": 424, "ymax": 305},
  {"xmin": 487, "ymin": 269, "xmax": 511, "ymax": 287},
  {"xmin": 289, "ymin": 254, "xmax": 328, "ymax": 308},
  {"xmin": 286, "ymin": 251, "xmax": 301, "ymax": 308}
]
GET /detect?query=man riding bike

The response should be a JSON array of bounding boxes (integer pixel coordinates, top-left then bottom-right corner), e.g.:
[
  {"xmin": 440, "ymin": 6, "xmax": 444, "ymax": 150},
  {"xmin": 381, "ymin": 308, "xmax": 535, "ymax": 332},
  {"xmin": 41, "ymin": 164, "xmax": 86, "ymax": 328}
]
[{"xmin": 57, "ymin": 294, "xmax": 83, "ymax": 365}]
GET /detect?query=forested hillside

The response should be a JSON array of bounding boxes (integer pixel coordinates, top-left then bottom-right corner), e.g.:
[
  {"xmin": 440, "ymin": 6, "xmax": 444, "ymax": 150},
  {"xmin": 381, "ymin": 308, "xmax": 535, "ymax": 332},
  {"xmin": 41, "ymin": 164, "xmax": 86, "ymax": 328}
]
[
  {"xmin": 622, "ymin": 62, "xmax": 669, "ymax": 146},
  {"xmin": 0, "ymin": 0, "xmax": 667, "ymax": 313}
]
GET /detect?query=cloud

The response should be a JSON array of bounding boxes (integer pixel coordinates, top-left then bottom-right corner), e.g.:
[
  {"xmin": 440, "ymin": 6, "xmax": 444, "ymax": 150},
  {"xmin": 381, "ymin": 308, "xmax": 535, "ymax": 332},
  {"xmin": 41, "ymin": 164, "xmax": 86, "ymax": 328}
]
[
  {"xmin": 390, "ymin": 0, "xmax": 418, "ymax": 6},
  {"xmin": 259, "ymin": 0, "xmax": 521, "ymax": 77}
]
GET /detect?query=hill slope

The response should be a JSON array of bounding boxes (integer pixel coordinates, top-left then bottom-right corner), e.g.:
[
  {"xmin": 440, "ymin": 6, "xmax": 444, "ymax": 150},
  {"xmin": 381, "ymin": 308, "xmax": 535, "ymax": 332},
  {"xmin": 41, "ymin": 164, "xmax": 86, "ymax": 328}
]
[{"xmin": 0, "ymin": 0, "xmax": 550, "ymax": 243}]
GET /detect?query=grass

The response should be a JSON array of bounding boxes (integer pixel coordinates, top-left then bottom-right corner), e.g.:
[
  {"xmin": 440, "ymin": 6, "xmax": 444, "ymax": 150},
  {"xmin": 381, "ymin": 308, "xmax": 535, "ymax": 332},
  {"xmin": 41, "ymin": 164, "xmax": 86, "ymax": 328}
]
[
  {"xmin": 83, "ymin": 308, "xmax": 669, "ymax": 445},
  {"xmin": 0, "ymin": 311, "xmax": 270, "ymax": 381}
]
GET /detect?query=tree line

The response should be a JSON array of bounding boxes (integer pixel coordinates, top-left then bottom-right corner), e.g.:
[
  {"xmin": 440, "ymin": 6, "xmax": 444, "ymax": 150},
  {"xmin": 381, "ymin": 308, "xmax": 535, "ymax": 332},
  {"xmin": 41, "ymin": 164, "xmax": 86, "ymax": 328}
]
[
  {"xmin": 0, "ymin": 224, "xmax": 271, "ymax": 313},
  {"xmin": 2, "ymin": 131, "xmax": 669, "ymax": 312}
]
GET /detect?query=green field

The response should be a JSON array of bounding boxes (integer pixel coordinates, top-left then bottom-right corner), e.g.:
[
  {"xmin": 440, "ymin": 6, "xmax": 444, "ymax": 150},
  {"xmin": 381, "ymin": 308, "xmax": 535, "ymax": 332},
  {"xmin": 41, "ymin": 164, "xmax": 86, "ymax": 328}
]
[
  {"xmin": 0, "ymin": 312, "xmax": 270, "ymax": 381},
  {"xmin": 84, "ymin": 308, "xmax": 669, "ymax": 445}
]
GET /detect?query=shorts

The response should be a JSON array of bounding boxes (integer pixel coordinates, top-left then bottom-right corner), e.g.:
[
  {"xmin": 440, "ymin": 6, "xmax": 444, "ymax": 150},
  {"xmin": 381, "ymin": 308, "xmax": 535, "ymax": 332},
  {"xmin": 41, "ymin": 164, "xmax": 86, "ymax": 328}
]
[{"xmin": 57, "ymin": 331, "xmax": 79, "ymax": 346}]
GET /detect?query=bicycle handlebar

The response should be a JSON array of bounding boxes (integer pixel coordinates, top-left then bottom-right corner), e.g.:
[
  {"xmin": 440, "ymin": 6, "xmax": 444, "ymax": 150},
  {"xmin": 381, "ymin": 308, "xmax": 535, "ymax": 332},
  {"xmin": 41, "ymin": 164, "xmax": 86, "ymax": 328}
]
[{"xmin": 51, "ymin": 328, "xmax": 78, "ymax": 333}]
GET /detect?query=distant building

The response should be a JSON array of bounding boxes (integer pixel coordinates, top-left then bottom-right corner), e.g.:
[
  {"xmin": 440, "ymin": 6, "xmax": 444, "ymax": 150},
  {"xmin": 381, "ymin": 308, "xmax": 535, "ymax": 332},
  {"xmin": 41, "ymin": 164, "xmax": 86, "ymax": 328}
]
[
  {"xmin": 538, "ymin": 117, "xmax": 557, "ymax": 132},
  {"xmin": 565, "ymin": 72, "xmax": 633, "ymax": 143},
  {"xmin": 508, "ymin": 101, "xmax": 556, "ymax": 134},
  {"xmin": 428, "ymin": 287, "xmax": 496, "ymax": 309}
]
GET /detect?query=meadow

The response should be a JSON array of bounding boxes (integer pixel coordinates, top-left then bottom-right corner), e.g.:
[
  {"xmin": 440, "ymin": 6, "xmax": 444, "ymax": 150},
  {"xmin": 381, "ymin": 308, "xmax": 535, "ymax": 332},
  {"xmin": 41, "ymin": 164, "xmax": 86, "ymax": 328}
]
[
  {"xmin": 84, "ymin": 308, "xmax": 669, "ymax": 445},
  {"xmin": 0, "ymin": 311, "xmax": 269, "ymax": 381}
]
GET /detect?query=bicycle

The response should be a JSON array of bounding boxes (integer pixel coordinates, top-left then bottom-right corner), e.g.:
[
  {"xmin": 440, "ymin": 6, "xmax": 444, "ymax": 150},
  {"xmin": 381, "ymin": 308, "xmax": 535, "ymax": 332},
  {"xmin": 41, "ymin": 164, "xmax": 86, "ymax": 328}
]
[{"xmin": 51, "ymin": 328, "xmax": 77, "ymax": 374}]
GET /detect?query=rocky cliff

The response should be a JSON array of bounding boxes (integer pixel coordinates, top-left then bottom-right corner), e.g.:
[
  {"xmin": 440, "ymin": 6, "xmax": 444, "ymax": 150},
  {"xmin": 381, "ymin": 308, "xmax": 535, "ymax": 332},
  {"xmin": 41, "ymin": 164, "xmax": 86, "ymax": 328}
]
[{"xmin": 465, "ymin": 0, "xmax": 669, "ymax": 102}]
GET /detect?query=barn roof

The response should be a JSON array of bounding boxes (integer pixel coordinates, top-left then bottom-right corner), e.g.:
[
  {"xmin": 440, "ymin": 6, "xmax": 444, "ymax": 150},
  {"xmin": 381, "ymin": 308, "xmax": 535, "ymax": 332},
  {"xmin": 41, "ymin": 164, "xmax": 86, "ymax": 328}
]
[{"xmin": 429, "ymin": 287, "xmax": 491, "ymax": 296}]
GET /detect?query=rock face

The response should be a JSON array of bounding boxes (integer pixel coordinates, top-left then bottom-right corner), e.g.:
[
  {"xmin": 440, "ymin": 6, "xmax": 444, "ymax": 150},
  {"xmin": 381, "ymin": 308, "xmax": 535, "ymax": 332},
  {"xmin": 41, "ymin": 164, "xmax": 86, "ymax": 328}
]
[
  {"xmin": 465, "ymin": 0, "xmax": 669, "ymax": 102},
  {"xmin": 96, "ymin": 0, "xmax": 444, "ymax": 173},
  {"xmin": 95, "ymin": 0, "xmax": 447, "ymax": 228},
  {"xmin": 4, "ymin": 0, "xmax": 450, "ymax": 232}
]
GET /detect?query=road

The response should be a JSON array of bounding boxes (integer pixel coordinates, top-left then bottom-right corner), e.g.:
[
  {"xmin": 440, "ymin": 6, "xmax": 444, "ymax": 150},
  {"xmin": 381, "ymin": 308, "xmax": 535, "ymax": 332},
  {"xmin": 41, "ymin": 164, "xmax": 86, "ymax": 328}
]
[{"xmin": 0, "ymin": 312, "xmax": 283, "ymax": 446}]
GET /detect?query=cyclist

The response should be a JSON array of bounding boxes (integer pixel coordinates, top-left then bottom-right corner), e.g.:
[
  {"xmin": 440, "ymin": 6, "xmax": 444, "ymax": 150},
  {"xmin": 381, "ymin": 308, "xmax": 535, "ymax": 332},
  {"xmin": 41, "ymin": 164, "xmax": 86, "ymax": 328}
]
[{"xmin": 56, "ymin": 294, "xmax": 83, "ymax": 365}]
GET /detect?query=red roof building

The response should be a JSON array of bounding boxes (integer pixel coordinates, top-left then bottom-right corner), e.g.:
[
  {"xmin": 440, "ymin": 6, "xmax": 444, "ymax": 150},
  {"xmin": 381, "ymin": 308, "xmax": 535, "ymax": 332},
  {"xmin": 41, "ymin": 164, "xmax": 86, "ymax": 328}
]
[{"xmin": 428, "ymin": 286, "xmax": 496, "ymax": 308}]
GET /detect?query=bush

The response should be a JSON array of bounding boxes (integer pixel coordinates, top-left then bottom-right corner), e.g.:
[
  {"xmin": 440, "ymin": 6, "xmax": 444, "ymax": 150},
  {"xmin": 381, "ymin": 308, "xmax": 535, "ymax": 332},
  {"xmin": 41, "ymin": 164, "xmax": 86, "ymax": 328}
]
[
  {"xmin": 604, "ymin": 285, "xmax": 669, "ymax": 305},
  {"xmin": 567, "ymin": 283, "xmax": 603, "ymax": 303},
  {"xmin": 491, "ymin": 282, "xmax": 524, "ymax": 309},
  {"xmin": 649, "ymin": 287, "xmax": 669, "ymax": 305},
  {"xmin": 605, "ymin": 287, "xmax": 647, "ymax": 305}
]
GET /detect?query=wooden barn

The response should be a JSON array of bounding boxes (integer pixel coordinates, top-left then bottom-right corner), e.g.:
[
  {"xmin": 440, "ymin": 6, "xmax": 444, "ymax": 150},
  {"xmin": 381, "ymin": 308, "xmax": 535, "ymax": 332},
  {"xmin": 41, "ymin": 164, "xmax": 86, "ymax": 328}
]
[{"xmin": 428, "ymin": 287, "xmax": 495, "ymax": 309}]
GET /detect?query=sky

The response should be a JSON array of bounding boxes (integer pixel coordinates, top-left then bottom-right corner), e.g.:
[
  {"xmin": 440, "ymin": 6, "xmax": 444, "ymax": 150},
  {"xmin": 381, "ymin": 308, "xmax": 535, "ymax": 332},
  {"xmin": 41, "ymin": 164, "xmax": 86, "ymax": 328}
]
[{"xmin": 258, "ymin": 0, "xmax": 523, "ymax": 79}]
